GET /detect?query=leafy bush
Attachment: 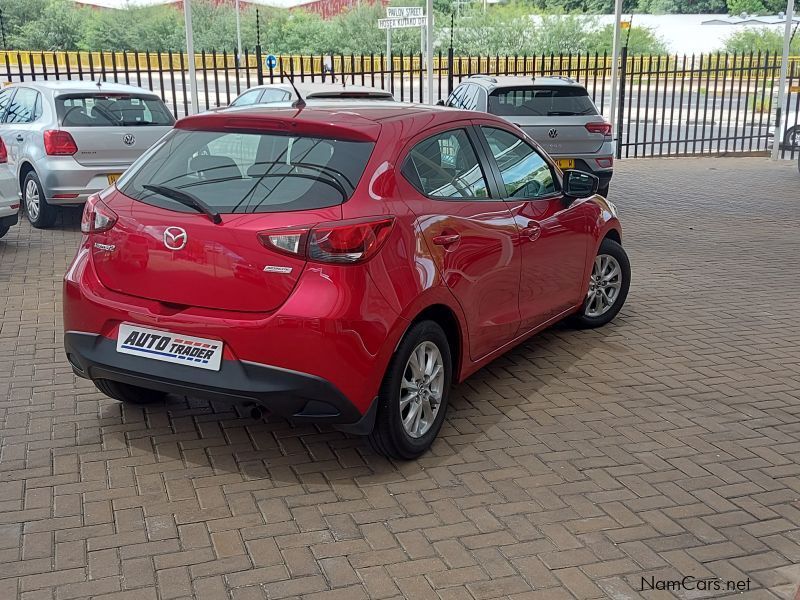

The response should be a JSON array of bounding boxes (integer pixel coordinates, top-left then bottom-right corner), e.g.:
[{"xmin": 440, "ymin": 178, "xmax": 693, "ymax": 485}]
[{"xmin": 721, "ymin": 28, "xmax": 800, "ymax": 55}]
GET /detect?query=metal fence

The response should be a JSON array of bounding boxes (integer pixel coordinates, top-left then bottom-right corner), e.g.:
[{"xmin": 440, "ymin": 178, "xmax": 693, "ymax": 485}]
[{"xmin": 1, "ymin": 49, "xmax": 798, "ymax": 160}]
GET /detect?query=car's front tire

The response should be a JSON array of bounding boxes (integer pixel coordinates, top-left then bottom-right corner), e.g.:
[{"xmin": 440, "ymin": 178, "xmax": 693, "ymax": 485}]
[
  {"xmin": 23, "ymin": 171, "xmax": 57, "ymax": 229},
  {"xmin": 369, "ymin": 320, "xmax": 452, "ymax": 460},
  {"xmin": 94, "ymin": 379, "xmax": 166, "ymax": 405},
  {"xmin": 573, "ymin": 238, "xmax": 630, "ymax": 328}
]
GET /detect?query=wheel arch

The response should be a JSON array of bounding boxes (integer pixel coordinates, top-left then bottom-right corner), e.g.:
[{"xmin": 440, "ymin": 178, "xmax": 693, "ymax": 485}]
[
  {"xmin": 407, "ymin": 303, "xmax": 464, "ymax": 382},
  {"xmin": 18, "ymin": 161, "xmax": 36, "ymax": 194},
  {"xmin": 603, "ymin": 227, "xmax": 621, "ymax": 245}
]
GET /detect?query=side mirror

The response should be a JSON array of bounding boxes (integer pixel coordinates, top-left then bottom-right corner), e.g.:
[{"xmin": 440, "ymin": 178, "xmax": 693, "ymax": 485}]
[
  {"xmin": 562, "ymin": 169, "xmax": 599, "ymax": 198},
  {"xmin": 436, "ymin": 99, "xmax": 445, "ymax": 106}
]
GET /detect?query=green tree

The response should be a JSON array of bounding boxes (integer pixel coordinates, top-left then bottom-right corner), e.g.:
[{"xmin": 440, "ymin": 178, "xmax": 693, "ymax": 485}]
[
  {"xmin": 10, "ymin": 0, "xmax": 85, "ymax": 50},
  {"xmin": 726, "ymin": 0, "xmax": 768, "ymax": 15},
  {"xmin": 721, "ymin": 28, "xmax": 800, "ymax": 54}
]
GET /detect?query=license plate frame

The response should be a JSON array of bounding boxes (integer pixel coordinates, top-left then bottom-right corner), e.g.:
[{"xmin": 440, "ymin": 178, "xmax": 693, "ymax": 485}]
[
  {"xmin": 116, "ymin": 323, "xmax": 224, "ymax": 371},
  {"xmin": 556, "ymin": 159, "xmax": 575, "ymax": 170},
  {"xmin": 107, "ymin": 173, "xmax": 122, "ymax": 185}
]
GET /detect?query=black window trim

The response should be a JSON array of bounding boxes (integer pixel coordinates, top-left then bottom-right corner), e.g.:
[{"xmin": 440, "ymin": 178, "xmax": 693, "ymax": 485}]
[
  {"xmin": 0, "ymin": 87, "xmax": 16, "ymax": 123},
  {"xmin": 4, "ymin": 86, "xmax": 42, "ymax": 125},
  {"xmin": 400, "ymin": 124, "xmax": 503, "ymax": 202},
  {"xmin": 474, "ymin": 122, "xmax": 563, "ymax": 202}
]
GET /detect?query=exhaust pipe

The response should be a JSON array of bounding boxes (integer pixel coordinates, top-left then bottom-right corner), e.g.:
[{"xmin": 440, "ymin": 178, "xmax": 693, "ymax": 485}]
[{"xmin": 250, "ymin": 405, "xmax": 264, "ymax": 420}]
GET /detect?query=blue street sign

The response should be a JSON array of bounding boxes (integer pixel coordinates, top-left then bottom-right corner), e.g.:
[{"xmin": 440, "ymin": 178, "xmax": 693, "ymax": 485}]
[{"xmin": 265, "ymin": 54, "xmax": 277, "ymax": 69}]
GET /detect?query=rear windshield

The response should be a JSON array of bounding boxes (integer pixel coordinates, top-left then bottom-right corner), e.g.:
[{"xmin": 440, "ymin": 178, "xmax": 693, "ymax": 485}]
[
  {"xmin": 488, "ymin": 86, "xmax": 598, "ymax": 117},
  {"xmin": 118, "ymin": 129, "xmax": 375, "ymax": 214},
  {"xmin": 56, "ymin": 93, "xmax": 175, "ymax": 127}
]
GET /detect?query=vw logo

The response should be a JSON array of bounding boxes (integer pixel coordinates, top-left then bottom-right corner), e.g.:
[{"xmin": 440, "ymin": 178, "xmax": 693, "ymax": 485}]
[
  {"xmin": 163, "ymin": 227, "xmax": 187, "ymax": 251},
  {"xmin": 123, "ymin": 134, "xmax": 136, "ymax": 146},
  {"xmin": 548, "ymin": 128, "xmax": 558, "ymax": 138}
]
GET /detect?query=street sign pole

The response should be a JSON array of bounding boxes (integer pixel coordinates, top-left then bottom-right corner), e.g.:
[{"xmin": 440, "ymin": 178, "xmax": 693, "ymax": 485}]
[
  {"xmin": 183, "ymin": 0, "xmax": 199, "ymax": 115},
  {"xmin": 387, "ymin": 28, "xmax": 392, "ymax": 76},
  {"xmin": 772, "ymin": 0, "xmax": 795, "ymax": 160},
  {"xmin": 426, "ymin": 0, "xmax": 433, "ymax": 104}
]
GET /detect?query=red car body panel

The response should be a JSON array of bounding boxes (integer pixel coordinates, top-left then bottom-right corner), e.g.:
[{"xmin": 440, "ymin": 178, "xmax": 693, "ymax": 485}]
[{"xmin": 63, "ymin": 103, "xmax": 622, "ymax": 426}]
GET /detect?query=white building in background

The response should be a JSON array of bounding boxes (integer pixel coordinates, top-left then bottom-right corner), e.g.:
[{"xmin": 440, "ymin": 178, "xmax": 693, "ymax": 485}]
[{"xmin": 531, "ymin": 13, "xmax": 798, "ymax": 54}]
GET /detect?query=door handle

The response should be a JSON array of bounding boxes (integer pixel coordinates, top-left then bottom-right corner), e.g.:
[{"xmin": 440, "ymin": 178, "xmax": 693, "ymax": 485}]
[
  {"xmin": 521, "ymin": 222, "xmax": 542, "ymax": 241},
  {"xmin": 15, "ymin": 135, "xmax": 23, "ymax": 142},
  {"xmin": 432, "ymin": 233, "xmax": 461, "ymax": 246}
]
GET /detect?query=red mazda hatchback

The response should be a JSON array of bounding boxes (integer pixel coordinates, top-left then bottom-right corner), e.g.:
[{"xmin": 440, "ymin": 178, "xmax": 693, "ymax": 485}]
[{"xmin": 64, "ymin": 102, "xmax": 629, "ymax": 458}]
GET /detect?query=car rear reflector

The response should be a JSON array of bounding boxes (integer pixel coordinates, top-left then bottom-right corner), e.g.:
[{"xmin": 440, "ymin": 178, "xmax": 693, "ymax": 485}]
[
  {"xmin": 585, "ymin": 122, "xmax": 612, "ymax": 136},
  {"xmin": 596, "ymin": 157, "xmax": 613, "ymax": 168},
  {"xmin": 44, "ymin": 130, "xmax": 78, "ymax": 155},
  {"xmin": 258, "ymin": 216, "xmax": 395, "ymax": 264},
  {"xmin": 53, "ymin": 193, "xmax": 80, "ymax": 199}
]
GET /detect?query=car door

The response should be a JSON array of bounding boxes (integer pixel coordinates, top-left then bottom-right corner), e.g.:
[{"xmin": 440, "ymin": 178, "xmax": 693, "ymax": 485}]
[
  {"xmin": 399, "ymin": 125, "xmax": 521, "ymax": 361},
  {"xmin": 4, "ymin": 87, "xmax": 42, "ymax": 174},
  {"xmin": 476, "ymin": 124, "xmax": 592, "ymax": 331}
]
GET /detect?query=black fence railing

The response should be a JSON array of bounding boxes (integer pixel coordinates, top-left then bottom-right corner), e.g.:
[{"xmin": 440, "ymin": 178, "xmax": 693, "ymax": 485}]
[{"xmin": 1, "ymin": 49, "xmax": 798, "ymax": 160}]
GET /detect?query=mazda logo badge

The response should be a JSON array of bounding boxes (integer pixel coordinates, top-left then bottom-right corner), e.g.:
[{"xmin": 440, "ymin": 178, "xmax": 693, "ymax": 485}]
[
  {"xmin": 163, "ymin": 227, "xmax": 187, "ymax": 251},
  {"xmin": 548, "ymin": 128, "xmax": 558, "ymax": 138},
  {"xmin": 123, "ymin": 134, "xmax": 135, "ymax": 146}
]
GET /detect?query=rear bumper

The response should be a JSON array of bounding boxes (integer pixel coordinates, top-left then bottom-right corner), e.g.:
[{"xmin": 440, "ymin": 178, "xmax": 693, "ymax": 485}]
[
  {"xmin": 0, "ymin": 211, "xmax": 19, "ymax": 229},
  {"xmin": 35, "ymin": 156, "xmax": 130, "ymax": 205},
  {"xmin": 65, "ymin": 331, "xmax": 374, "ymax": 430}
]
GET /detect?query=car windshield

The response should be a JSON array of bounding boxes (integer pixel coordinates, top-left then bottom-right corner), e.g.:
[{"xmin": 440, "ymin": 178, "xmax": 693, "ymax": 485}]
[
  {"xmin": 118, "ymin": 129, "xmax": 375, "ymax": 214},
  {"xmin": 488, "ymin": 86, "xmax": 598, "ymax": 117},
  {"xmin": 56, "ymin": 93, "xmax": 175, "ymax": 127}
]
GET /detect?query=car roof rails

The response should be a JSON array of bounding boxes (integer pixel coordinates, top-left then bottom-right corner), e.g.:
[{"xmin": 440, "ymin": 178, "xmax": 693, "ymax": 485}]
[{"xmin": 469, "ymin": 74, "xmax": 497, "ymax": 83}]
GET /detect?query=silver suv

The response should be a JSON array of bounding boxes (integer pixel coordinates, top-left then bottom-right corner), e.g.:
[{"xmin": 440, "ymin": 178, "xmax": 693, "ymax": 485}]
[
  {"xmin": 0, "ymin": 81, "xmax": 175, "ymax": 228},
  {"xmin": 444, "ymin": 75, "xmax": 614, "ymax": 196}
]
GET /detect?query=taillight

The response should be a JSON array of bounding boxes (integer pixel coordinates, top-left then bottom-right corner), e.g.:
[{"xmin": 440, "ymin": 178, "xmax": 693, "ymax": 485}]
[
  {"xmin": 0, "ymin": 137, "xmax": 7, "ymax": 163},
  {"xmin": 81, "ymin": 194, "xmax": 118, "ymax": 234},
  {"xmin": 44, "ymin": 130, "xmax": 78, "ymax": 155},
  {"xmin": 596, "ymin": 157, "xmax": 613, "ymax": 169},
  {"xmin": 585, "ymin": 122, "xmax": 612, "ymax": 136},
  {"xmin": 258, "ymin": 216, "xmax": 395, "ymax": 264}
]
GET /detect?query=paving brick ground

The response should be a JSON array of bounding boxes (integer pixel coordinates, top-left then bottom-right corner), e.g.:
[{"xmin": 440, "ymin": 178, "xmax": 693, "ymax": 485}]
[{"xmin": 1, "ymin": 156, "xmax": 800, "ymax": 600}]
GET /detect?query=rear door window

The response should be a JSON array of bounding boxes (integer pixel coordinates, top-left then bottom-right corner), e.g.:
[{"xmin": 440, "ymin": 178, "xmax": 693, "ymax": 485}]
[
  {"xmin": 402, "ymin": 128, "xmax": 489, "ymax": 199},
  {"xmin": 260, "ymin": 89, "xmax": 292, "ymax": 103},
  {"xmin": 56, "ymin": 94, "xmax": 175, "ymax": 127},
  {"xmin": 6, "ymin": 88, "xmax": 40, "ymax": 124},
  {"xmin": 0, "ymin": 89, "xmax": 13, "ymax": 121},
  {"xmin": 119, "ymin": 129, "xmax": 375, "ymax": 214},
  {"xmin": 488, "ymin": 86, "xmax": 598, "ymax": 117}
]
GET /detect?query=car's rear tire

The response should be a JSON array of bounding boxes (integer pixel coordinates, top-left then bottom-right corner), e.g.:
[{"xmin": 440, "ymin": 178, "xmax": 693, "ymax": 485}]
[
  {"xmin": 573, "ymin": 238, "xmax": 630, "ymax": 329},
  {"xmin": 23, "ymin": 171, "xmax": 57, "ymax": 229},
  {"xmin": 369, "ymin": 320, "xmax": 452, "ymax": 460},
  {"xmin": 94, "ymin": 379, "xmax": 166, "ymax": 405},
  {"xmin": 598, "ymin": 182, "xmax": 610, "ymax": 197},
  {"xmin": 0, "ymin": 225, "xmax": 9, "ymax": 239}
]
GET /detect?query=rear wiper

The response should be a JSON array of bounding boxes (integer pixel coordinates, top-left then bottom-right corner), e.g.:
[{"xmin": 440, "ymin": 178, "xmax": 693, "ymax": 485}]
[{"xmin": 143, "ymin": 184, "xmax": 222, "ymax": 224}]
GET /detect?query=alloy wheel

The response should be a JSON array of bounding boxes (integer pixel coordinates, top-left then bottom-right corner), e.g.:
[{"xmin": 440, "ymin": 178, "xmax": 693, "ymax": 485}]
[
  {"xmin": 25, "ymin": 179, "xmax": 40, "ymax": 222},
  {"xmin": 400, "ymin": 341, "xmax": 444, "ymax": 438},
  {"xmin": 585, "ymin": 254, "xmax": 622, "ymax": 318}
]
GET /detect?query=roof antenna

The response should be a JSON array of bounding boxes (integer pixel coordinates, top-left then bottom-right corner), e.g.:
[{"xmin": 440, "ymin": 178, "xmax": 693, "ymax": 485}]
[
  {"xmin": 95, "ymin": 78, "xmax": 102, "ymax": 89},
  {"xmin": 281, "ymin": 69, "xmax": 306, "ymax": 109}
]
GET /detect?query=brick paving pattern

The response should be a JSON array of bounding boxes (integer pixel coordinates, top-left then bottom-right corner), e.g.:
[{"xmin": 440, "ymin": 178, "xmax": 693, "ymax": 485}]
[{"xmin": 1, "ymin": 157, "xmax": 800, "ymax": 599}]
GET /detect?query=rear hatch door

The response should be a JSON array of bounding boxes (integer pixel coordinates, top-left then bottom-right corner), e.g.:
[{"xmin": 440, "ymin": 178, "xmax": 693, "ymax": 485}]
[
  {"xmin": 91, "ymin": 124, "xmax": 376, "ymax": 312},
  {"xmin": 488, "ymin": 85, "xmax": 606, "ymax": 155},
  {"xmin": 55, "ymin": 92, "xmax": 175, "ymax": 167}
]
